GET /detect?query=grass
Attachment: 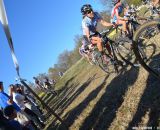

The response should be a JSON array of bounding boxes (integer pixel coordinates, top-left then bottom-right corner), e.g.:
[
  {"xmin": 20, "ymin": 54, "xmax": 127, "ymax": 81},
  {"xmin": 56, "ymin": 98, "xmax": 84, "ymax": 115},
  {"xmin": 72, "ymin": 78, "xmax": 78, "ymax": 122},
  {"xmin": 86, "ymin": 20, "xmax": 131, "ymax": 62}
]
[{"xmin": 39, "ymin": 91, "xmax": 45, "ymax": 98}]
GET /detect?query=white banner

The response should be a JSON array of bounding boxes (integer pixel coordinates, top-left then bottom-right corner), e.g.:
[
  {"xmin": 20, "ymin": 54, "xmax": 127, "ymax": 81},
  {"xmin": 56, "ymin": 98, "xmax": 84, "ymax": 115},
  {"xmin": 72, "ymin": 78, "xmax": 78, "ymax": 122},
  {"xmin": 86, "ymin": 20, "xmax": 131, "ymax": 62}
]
[{"xmin": 0, "ymin": 0, "xmax": 20, "ymax": 76}]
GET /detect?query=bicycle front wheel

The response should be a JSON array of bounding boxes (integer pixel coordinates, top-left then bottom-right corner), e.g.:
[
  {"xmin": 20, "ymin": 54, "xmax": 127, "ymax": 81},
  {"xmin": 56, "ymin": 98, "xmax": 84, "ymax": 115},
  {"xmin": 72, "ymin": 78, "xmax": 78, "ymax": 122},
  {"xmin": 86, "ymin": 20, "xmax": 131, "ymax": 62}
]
[
  {"xmin": 133, "ymin": 20, "xmax": 160, "ymax": 78},
  {"xmin": 116, "ymin": 37, "xmax": 139, "ymax": 67},
  {"xmin": 96, "ymin": 54, "xmax": 115, "ymax": 74}
]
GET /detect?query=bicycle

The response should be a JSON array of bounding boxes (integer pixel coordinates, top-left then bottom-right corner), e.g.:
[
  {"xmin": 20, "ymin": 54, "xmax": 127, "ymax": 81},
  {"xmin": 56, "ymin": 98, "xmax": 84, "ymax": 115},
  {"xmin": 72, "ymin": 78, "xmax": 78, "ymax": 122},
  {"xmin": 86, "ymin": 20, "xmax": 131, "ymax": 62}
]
[
  {"xmin": 83, "ymin": 26, "xmax": 140, "ymax": 74},
  {"xmin": 133, "ymin": 19, "xmax": 160, "ymax": 78},
  {"xmin": 124, "ymin": 5, "xmax": 151, "ymax": 38}
]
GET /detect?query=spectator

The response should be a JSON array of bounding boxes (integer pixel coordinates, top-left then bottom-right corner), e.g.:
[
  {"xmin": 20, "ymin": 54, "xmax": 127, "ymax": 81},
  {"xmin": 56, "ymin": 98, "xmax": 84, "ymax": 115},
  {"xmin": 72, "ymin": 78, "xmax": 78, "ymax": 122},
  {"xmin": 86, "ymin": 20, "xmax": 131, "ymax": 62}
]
[
  {"xmin": 15, "ymin": 84, "xmax": 45, "ymax": 123},
  {"xmin": 3, "ymin": 105, "xmax": 23, "ymax": 130},
  {"xmin": 10, "ymin": 84, "xmax": 45, "ymax": 129},
  {"xmin": 0, "ymin": 109, "xmax": 17, "ymax": 130},
  {"xmin": 0, "ymin": 82, "xmax": 30, "ymax": 127}
]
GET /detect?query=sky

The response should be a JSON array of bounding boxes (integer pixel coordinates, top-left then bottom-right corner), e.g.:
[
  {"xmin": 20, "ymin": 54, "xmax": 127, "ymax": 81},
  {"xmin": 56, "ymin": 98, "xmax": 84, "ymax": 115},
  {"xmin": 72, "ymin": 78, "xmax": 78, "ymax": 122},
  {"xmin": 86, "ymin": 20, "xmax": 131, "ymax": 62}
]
[{"xmin": 0, "ymin": 0, "xmax": 106, "ymax": 93}]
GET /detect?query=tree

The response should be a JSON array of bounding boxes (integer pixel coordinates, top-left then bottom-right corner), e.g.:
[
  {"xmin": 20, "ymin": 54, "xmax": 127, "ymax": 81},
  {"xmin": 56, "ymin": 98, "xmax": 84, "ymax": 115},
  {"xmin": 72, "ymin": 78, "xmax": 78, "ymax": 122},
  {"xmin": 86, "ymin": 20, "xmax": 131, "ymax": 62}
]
[
  {"xmin": 48, "ymin": 35, "xmax": 83, "ymax": 81},
  {"xmin": 99, "ymin": 0, "xmax": 113, "ymax": 12}
]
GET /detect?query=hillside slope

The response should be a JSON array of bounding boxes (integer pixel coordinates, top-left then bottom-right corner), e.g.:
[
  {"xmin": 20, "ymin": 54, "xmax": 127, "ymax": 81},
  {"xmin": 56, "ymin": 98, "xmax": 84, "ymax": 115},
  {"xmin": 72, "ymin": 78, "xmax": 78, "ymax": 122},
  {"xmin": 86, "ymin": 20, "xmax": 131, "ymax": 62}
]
[{"xmin": 43, "ymin": 58, "xmax": 160, "ymax": 130}]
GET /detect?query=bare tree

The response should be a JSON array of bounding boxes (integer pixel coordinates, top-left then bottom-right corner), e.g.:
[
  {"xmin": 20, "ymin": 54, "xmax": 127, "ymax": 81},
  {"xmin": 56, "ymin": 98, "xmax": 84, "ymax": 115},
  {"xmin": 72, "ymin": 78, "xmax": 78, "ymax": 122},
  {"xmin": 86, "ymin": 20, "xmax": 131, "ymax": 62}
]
[{"xmin": 99, "ymin": 0, "xmax": 113, "ymax": 12}]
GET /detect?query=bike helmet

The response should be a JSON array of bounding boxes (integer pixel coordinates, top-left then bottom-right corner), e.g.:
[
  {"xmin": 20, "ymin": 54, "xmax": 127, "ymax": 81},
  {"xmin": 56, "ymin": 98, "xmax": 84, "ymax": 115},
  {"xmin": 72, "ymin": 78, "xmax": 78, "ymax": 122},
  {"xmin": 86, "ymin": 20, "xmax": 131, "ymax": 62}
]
[
  {"xmin": 112, "ymin": 0, "xmax": 120, "ymax": 5},
  {"xmin": 81, "ymin": 4, "xmax": 93, "ymax": 15}
]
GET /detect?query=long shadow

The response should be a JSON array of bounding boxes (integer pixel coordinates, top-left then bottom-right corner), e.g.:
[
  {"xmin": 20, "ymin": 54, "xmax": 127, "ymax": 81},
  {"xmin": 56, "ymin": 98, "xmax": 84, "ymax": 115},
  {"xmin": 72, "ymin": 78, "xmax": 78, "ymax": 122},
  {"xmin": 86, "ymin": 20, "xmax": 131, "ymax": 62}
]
[
  {"xmin": 46, "ymin": 75, "xmax": 109, "ymax": 130},
  {"xmin": 43, "ymin": 74, "xmax": 97, "ymax": 120},
  {"xmin": 46, "ymin": 74, "xmax": 97, "ymax": 130},
  {"xmin": 57, "ymin": 75, "xmax": 109, "ymax": 128},
  {"xmin": 52, "ymin": 74, "xmax": 97, "ymax": 115},
  {"xmin": 79, "ymin": 67, "xmax": 139, "ymax": 130},
  {"xmin": 51, "ymin": 83, "xmax": 78, "ymax": 111},
  {"xmin": 42, "ymin": 77, "xmax": 76, "ymax": 104},
  {"xmin": 42, "ymin": 77, "xmax": 77, "ymax": 119},
  {"xmin": 127, "ymin": 54, "xmax": 160, "ymax": 129},
  {"xmin": 47, "ymin": 83, "xmax": 78, "ymax": 107},
  {"xmin": 42, "ymin": 77, "xmax": 76, "ymax": 102},
  {"xmin": 43, "ymin": 84, "xmax": 79, "ymax": 120}
]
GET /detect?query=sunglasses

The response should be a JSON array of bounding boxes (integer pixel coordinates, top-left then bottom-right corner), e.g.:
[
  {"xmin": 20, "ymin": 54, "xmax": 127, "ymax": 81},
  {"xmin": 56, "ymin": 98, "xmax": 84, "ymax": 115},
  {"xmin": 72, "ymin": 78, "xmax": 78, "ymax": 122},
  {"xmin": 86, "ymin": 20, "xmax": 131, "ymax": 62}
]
[{"xmin": 86, "ymin": 10, "xmax": 92, "ymax": 14}]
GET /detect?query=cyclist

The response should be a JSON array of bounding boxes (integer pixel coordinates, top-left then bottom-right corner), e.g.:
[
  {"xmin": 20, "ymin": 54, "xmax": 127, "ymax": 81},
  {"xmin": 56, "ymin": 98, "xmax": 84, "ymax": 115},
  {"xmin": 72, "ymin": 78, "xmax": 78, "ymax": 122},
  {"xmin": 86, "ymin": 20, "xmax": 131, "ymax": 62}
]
[
  {"xmin": 33, "ymin": 77, "xmax": 44, "ymax": 90},
  {"xmin": 111, "ymin": 0, "xmax": 129, "ymax": 37},
  {"xmin": 43, "ymin": 77, "xmax": 58, "ymax": 95},
  {"xmin": 81, "ymin": 4, "xmax": 113, "ymax": 59},
  {"xmin": 43, "ymin": 77, "xmax": 51, "ymax": 89}
]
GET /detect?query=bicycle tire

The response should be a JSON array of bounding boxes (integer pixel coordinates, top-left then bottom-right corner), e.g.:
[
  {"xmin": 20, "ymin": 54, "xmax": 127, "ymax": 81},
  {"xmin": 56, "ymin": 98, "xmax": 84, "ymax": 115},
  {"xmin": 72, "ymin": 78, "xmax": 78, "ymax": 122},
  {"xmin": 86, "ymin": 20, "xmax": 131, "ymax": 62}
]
[
  {"xmin": 133, "ymin": 19, "xmax": 160, "ymax": 78},
  {"xmin": 96, "ymin": 54, "xmax": 115, "ymax": 74},
  {"xmin": 116, "ymin": 37, "xmax": 140, "ymax": 67}
]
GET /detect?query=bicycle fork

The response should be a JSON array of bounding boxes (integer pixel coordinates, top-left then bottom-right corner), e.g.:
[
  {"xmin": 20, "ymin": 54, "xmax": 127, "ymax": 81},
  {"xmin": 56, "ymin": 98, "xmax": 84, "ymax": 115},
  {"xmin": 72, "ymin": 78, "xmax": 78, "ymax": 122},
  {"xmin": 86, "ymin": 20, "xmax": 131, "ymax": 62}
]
[{"xmin": 108, "ymin": 42, "xmax": 120, "ymax": 73}]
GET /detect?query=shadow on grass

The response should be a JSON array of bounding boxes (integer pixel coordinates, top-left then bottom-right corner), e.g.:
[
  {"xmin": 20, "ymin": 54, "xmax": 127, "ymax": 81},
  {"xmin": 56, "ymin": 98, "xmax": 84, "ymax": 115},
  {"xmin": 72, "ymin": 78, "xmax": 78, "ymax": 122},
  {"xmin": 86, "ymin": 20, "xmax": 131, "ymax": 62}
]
[
  {"xmin": 46, "ymin": 74, "xmax": 97, "ymax": 130},
  {"xmin": 53, "ymin": 74, "xmax": 97, "ymax": 115},
  {"xmin": 47, "ymin": 66, "xmax": 139, "ymax": 130},
  {"xmin": 42, "ymin": 77, "xmax": 77, "ymax": 119},
  {"xmin": 45, "ymin": 83, "xmax": 78, "ymax": 107},
  {"xmin": 127, "ymin": 54, "xmax": 160, "ymax": 129},
  {"xmin": 51, "ymin": 83, "xmax": 79, "ymax": 112},
  {"xmin": 79, "ymin": 67, "xmax": 139, "ymax": 130},
  {"xmin": 42, "ymin": 77, "xmax": 76, "ymax": 103},
  {"xmin": 58, "ymin": 75, "xmax": 110, "ymax": 128}
]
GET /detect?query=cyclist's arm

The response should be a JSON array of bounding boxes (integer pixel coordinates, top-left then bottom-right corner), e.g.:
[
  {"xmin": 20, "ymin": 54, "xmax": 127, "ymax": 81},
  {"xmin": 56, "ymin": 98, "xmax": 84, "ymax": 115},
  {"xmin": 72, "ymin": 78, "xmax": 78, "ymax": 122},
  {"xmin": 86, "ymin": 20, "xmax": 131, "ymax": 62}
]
[
  {"xmin": 99, "ymin": 19, "xmax": 113, "ymax": 27},
  {"xmin": 84, "ymin": 26, "xmax": 90, "ymax": 41}
]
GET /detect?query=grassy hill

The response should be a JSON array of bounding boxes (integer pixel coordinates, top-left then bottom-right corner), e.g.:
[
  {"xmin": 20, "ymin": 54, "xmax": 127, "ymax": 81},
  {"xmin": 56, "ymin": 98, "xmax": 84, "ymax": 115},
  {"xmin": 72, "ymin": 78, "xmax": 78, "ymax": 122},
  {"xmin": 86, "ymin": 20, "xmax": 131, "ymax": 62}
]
[{"xmin": 40, "ymin": 57, "xmax": 160, "ymax": 130}]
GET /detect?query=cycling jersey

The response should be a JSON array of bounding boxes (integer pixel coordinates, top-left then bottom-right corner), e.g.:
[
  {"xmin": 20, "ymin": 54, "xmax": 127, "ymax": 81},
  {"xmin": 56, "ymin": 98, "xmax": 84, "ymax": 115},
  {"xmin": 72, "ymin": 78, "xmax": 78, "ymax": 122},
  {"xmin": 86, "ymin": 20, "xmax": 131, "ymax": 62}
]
[
  {"xmin": 111, "ymin": 5, "xmax": 124, "ymax": 23},
  {"xmin": 82, "ymin": 12, "xmax": 102, "ymax": 35},
  {"xmin": 82, "ymin": 12, "xmax": 102, "ymax": 46}
]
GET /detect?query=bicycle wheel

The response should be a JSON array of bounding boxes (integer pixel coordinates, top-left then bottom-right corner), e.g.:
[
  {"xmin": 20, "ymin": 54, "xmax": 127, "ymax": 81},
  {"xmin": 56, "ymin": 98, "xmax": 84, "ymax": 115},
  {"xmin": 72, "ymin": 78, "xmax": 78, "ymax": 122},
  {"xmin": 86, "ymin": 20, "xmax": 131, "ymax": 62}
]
[
  {"xmin": 116, "ymin": 37, "xmax": 140, "ymax": 67},
  {"xmin": 95, "ymin": 52, "xmax": 115, "ymax": 74},
  {"xmin": 133, "ymin": 20, "xmax": 160, "ymax": 78}
]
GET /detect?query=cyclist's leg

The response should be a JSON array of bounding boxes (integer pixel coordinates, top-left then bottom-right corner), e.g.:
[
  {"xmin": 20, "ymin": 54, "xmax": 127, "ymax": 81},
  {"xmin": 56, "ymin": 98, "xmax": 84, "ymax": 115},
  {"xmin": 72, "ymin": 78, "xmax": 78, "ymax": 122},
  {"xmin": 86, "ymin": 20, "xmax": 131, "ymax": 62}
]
[
  {"xmin": 91, "ymin": 36, "xmax": 110, "ymax": 62},
  {"xmin": 117, "ymin": 20, "xmax": 128, "ymax": 34},
  {"xmin": 81, "ymin": 37, "xmax": 93, "ymax": 64},
  {"xmin": 82, "ymin": 36, "xmax": 90, "ymax": 50},
  {"xmin": 90, "ymin": 36, "xmax": 103, "ymax": 52}
]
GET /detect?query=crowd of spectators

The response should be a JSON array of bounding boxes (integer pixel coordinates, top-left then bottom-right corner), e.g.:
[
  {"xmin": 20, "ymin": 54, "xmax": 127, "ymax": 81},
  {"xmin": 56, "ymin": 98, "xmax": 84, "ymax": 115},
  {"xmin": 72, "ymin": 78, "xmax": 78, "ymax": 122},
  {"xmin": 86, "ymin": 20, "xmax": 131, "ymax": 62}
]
[{"xmin": 0, "ymin": 81, "xmax": 45, "ymax": 130}]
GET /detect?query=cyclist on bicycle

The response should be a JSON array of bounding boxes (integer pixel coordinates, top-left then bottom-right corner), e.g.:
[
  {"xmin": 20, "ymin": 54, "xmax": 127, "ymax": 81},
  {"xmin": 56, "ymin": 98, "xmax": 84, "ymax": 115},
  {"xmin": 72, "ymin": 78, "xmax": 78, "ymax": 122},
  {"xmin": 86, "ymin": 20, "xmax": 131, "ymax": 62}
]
[
  {"xmin": 81, "ymin": 4, "xmax": 113, "ymax": 58},
  {"xmin": 33, "ymin": 77, "xmax": 44, "ymax": 90},
  {"xmin": 111, "ymin": 0, "xmax": 129, "ymax": 37}
]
